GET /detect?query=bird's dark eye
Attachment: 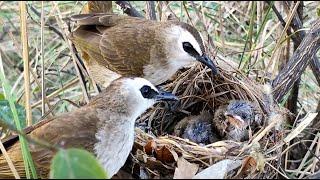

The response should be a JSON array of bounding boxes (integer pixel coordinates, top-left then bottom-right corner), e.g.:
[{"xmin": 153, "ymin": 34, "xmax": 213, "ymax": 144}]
[
  {"xmin": 241, "ymin": 114, "xmax": 247, "ymax": 120},
  {"xmin": 140, "ymin": 85, "xmax": 158, "ymax": 99},
  {"xmin": 182, "ymin": 42, "xmax": 200, "ymax": 57}
]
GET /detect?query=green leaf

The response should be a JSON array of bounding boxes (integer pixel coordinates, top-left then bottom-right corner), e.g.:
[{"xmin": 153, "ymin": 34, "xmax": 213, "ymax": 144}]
[
  {"xmin": 50, "ymin": 148, "xmax": 108, "ymax": 179},
  {"xmin": 0, "ymin": 100, "xmax": 26, "ymax": 128},
  {"xmin": 0, "ymin": 93, "xmax": 5, "ymax": 100}
]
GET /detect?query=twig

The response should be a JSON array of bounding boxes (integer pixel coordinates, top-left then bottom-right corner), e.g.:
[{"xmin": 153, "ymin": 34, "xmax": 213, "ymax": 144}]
[
  {"xmin": 40, "ymin": 1, "xmax": 46, "ymax": 116},
  {"xmin": 115, "ymin": 1, "xmax": 144, "ymax": 18},
  {"xmin": 267, "ymin": 1, "xmax": 320, "ymax": 85},
  {"xmin": 266, "ymin": 1, "xmax": 300, "ymax": 76},
  {"xmin": 31, "ymin": 78, "xmax": 79, "ymax": 108},
  {"xmin": 285, "ymin": 1, "xmax": 304, "ymax": 124},
  {"xmin": 188, "ymin": 2, "xmax": 215, "ymax": 52},
  {"xmin": 19, "ymin": 2, "xmax": 38, "ymax": 178},
  {"xmin": 271, "ymin": 19, "xmax": 320, "ymax": 102},
  {"xmin": 38, "ymin": 98, "xmax": 80, "ymax": 121},
  {"xmin": 0, "ymin": 139, "xmax": 20, "ymax": 179},
  {"xmin": 52, "ymin": 2, "xmax": 90, "ymax": 103},
  {"xmin": 20, "ymin": 1, "xmax": 32, "ymax": 127},
  {"xmin": 162, "ymin": 1, "xmax": 179, "ymax": 21},
  {"xmin": 28, "ymin": 4, "xmax": 64, "ymax": 40},
  {"xmin": 311, "ymin": 136, "xmax": 320, "ymax": 173},
  {"xmin": 146, "ymin": 1, "xmax": 156, "ymax": 20}
]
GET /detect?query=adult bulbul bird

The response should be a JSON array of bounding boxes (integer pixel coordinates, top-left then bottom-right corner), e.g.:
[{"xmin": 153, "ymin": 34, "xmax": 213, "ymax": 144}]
[
  {"xmin": 69, "ymin": 13, "xmax": 217, "ymax": 87},
  {"xmin": 0, "ymin": 77, "xmax": 178, "ymax": 178}
]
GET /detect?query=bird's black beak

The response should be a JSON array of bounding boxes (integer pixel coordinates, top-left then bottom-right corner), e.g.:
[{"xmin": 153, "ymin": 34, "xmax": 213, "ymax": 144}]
[
  {"xmin": 196, "ymin": 54, "xmax": 218, "ymax": 75},
  {"xmin": 155, "ymin": 90, "xmax": 179, "ymax": 102}
]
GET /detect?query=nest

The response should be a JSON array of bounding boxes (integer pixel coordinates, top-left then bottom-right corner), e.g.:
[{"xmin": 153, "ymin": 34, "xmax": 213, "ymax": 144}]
[{"xmin": 126, "ymin": 59, "xmax": 292, "ymax": 179}]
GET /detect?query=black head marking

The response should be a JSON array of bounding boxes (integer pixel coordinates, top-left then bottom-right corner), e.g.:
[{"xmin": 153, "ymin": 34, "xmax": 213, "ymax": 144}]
[
  {"xmin": 182, "ymin": 42, "xmax": 200, "ymax": 57},
  {"xmin": 176, "ymin": 22, "xmax": 205, "ymax": 53},
  {"xmin": 140, "ymin": 85, "xmax": 158, "ymax": 99}
]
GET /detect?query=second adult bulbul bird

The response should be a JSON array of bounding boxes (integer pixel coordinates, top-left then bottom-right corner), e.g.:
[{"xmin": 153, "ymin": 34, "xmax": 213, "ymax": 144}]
[{"xmin": 69, "ymin": 13, "xmax": 218, "ymax": 87}]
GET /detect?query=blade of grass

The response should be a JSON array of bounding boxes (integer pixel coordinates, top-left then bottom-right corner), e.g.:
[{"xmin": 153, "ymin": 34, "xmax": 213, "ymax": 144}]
[
  {"xmin": 254, "ymin": 2, "xmax": 273, "ymax": 45},
  {"xmin": 19, "ymin": 1, "xmax": 38, "ymax": 178},
  {"xmin": 31, "ymin": 78, "xmax": 79, "ymax": 108},
  {"xmin": 238, "ymin": 1, "xmax": 256, "ymax": 71},
  {"xmin": 265, "ymin": 1, "xmax": 300, "ymax": 77},
  {"xmin": 40, "ymin": 1, "xmax": 46, "ymax": 116},
  {"xmin": 52, "ymin": 1, "xmax": 90, "ymax": 103},
  {"xmin": 20, "ymin": 1, "xmax": 32, "ymax": 127},
  {"xmin": 0, "ymin": 44, "xmax": 35, "ymax": 179}
]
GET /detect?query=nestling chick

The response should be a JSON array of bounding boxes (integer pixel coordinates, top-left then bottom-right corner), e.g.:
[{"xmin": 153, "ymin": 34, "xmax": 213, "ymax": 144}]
[
  {"xmin": 213, "ymin": 100, "xmax": 256, "ymax": 142},
  {"xmin": 212, "ymin": 105, "xmax": 228, "ymax": 138},
  {"xmin": 174, "ymin": 111, "xmax": 218, "ymax": 145},
  {"xmin": 224, "ymin": 100, "xmax": 256, "ymax": 141},
  {"xmin": 0, "ymin": 77, "xmax": 178, "ymax": 178}
]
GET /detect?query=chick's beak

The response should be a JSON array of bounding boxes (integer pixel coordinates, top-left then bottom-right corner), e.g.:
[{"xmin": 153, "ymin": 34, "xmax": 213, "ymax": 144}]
[
  {"xmin": 155, "ymin": 90, "xmax": 179, "ymax": 102},
  {"xmin": 224, "ymin": 112, "xmax": 245, "ymax": 128},
  {"xmin": 196, "ymin": 54, "xmax": 218, "ymax": 75}
]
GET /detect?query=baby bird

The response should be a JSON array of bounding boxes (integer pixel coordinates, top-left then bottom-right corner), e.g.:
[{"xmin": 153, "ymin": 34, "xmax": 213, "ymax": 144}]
[
  {"xmin": 174, "ymin": 111, "xmax": 218, "ymax": 145},
  {"xmin": 0, "ymin": 77, "xmax": 178, "ymax": 178},
  {"xmin": 213, "ymin": 100, "xmax": 256, "ymax": 142}
]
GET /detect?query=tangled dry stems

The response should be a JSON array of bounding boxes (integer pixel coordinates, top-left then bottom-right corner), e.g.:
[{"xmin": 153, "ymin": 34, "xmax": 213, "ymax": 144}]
[{"xmin": 131, "ymin": 59, "xmax": 293, "ymax": 178}]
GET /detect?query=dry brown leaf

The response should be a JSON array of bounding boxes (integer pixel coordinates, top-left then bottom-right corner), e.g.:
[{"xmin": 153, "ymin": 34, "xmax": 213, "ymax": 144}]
[
  {"xmin": 155, "ymin": 145, "xmax": 175, "ymax": 163},
  {"xmin": 237, "ymin": 156, "xmax": 257, "ymax": 177},
  {"xmin": 173, "ymin": 157, "xmax": 199, "ymax": 179},
  {"xmin": 236, "ymin": 151, "xmax": 265, "ymax": 177},
  {"xmin": 168, "ymin": 148, "xmax": 179, "ymax": 162},
  {"xmin": 144, "ymin": 140, "xmax": 157, "ymax": 155}
]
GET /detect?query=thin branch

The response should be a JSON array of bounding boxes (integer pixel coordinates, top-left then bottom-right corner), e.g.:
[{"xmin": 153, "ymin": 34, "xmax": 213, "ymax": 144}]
[
  {"xmin": 20, "ymin": 1, "xmax": 32, "ymax": 127},
  {"xmin": 52, "ymin": 2, "xmax": 90, "ymax": 103},
  {"xmin": 267, "ymin": 1, "xmax": 320, "ymax": 85},
  {"xmin": 19, "ymin": 2, "xmax": 38, "ymax": 178},
  {"xmin": 265, "ymin": 1, "xmax": 300, "ymax": 74},
  {"xmin": 31, "ymin": 78, "xmax": 79, "ymax": 108},
  {"xmin": 40, "ymin": 1, "xmax": 46, "ymax": 116},
  {"xmin": 272, "ymin": 19, "xmax": 320, "ymax": 102},
  {"xmin": 0, "ymin": 139, "xmax": 20, "ymax": 179},
  {"xmin": 146, "ymin": 1, "xmax": 156, "ymax": 20},
  {"xmin": 115, "ymin": 1, "xmax": 144, "ymax": 18},
  {"xmin": 28, "ymin": 4, "xmax": 64, "ymax": 40},
  {"xmin": 285, "ymin": 1, "xmax": 303, "ymax": 124}
]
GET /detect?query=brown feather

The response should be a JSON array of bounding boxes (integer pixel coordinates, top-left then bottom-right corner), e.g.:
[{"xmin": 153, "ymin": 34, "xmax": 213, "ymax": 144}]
[{"xmin": 0, "ymin": 107, "xmax": 99, "ymax": 178}]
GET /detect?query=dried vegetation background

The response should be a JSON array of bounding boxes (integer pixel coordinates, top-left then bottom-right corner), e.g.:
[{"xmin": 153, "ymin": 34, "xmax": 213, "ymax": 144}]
[{"xmin": 0, "ymin": 1, "xmax": 319, "ymax": 179}]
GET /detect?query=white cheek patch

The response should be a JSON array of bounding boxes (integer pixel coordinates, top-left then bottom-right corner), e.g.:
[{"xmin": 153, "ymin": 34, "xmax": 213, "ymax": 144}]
[
  {"xmin": 123, "ymin": 78, "xmax": 158, "ymax": 113},
  {"xmin": 125, "ymin": 77, "xmax": 158, "ymax": 93},
  {"xmin": 177, "ymin": 27, "xmax": 203, "ymax": 55},
  {"xmin": 165, "ymin": 26, "xmax": 203, "ymax": 56}
]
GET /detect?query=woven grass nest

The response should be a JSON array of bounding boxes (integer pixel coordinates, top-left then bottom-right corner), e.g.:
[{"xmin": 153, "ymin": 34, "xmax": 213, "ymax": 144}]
[{"xmin": 127, "ymin": 58, "xmax": 290, "ymax": 179}]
